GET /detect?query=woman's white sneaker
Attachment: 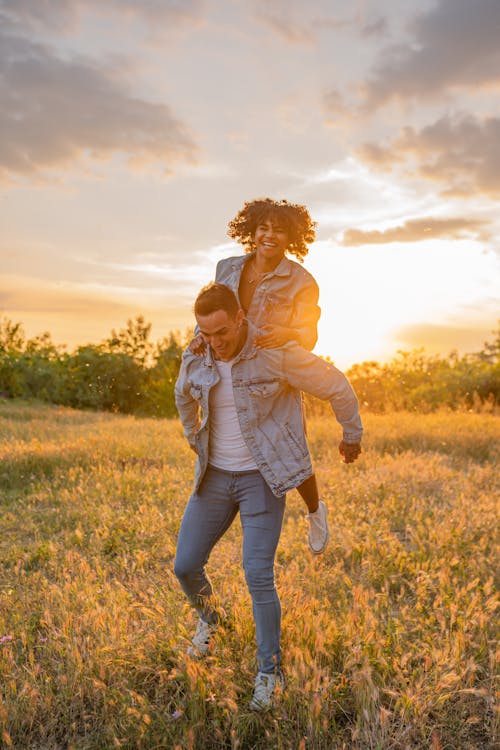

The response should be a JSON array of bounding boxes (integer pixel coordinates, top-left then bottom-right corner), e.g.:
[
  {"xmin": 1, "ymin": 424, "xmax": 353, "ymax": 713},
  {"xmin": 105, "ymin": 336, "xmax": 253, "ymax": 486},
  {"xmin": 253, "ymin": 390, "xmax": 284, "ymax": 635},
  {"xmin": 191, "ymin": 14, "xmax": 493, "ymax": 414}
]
[
  {"xmin": 249, "ymin": 671, "xmax": 284, "ymax": 711},
  {"xmin": 307, "ymin": 500, "xmax": 329, "ymax": 554}
]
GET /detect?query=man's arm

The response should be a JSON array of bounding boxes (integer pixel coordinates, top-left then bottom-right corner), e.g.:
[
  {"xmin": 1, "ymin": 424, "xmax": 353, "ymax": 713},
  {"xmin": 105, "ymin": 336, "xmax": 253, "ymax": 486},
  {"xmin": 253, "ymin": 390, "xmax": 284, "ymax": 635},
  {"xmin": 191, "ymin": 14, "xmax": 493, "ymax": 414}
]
[
  {"xmin": 281, "ymin": 343, "xmax": 363, "ymax": 445},
  {"xmin": 174, "ymin": 355, "xmax": 201, "ymax": 449}
]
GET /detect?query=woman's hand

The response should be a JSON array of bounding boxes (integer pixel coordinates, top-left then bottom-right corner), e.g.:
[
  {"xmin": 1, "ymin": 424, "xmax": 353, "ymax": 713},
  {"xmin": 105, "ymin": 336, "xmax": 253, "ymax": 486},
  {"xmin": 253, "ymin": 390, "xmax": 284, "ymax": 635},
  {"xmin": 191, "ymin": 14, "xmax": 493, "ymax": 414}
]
[
  {"xmin": 189, "ymin": 334, "xmax": 206, "ymax": 356},
  {"xmin": 255, "ymin": 324, "xmax": 294, "ymax": 349}
]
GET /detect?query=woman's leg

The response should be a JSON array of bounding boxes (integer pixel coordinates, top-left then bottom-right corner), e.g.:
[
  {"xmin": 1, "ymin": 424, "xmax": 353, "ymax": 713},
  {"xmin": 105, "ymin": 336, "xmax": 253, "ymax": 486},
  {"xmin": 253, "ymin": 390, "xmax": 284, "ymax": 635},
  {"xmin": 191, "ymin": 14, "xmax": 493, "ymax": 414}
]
[
  {"xmin": 296, "ymin": 473, "xmax": 319, "ymax": 512},
  {"xmin": 297, "ymin": 473, "xmax": 330, "ymax": 554}
]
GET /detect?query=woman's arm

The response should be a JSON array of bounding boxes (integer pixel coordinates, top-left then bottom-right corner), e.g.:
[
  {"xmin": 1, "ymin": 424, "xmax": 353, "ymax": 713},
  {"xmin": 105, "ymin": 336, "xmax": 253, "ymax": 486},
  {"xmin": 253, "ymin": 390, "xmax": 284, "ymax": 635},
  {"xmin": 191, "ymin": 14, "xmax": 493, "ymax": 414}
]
[
  {"xmin": 288, "ymin": 280, "xmax": 321, "ymax": 350},
  {"xmin": 256, "ymin": 278, "xmax": 320, "ymax": 351}
]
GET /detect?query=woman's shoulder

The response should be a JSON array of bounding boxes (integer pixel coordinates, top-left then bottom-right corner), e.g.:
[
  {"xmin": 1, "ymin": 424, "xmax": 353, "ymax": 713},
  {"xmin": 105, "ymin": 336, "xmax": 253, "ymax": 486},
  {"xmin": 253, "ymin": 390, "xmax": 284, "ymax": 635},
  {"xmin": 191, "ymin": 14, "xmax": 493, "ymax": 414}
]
[
  {"xmin": 283, "ymin": 257, "xmax": 319, "ymax": 289},
  {"xmin": 216, "ymin": 254, "xmax": 246, "ymax": 269}
]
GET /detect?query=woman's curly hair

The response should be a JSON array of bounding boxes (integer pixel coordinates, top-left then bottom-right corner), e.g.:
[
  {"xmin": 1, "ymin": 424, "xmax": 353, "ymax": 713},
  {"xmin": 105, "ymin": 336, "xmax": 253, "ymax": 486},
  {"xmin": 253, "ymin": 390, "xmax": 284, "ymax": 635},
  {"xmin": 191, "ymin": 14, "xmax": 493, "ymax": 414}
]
[{"xmin": 227, "ymin": 198, "xmax": 316, "ymax": 262}]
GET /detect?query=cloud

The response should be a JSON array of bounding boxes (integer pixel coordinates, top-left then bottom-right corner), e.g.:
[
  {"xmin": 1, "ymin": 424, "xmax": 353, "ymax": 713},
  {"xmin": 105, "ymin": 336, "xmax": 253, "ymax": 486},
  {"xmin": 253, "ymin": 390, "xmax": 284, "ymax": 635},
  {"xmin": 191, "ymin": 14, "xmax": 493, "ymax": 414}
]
[
  {"xmin": 358, "ymin": 113, "xmax": 500, "ymax": 197},
  {"xmin": 253, "ymin": 5, "xmax": 314, "ymax": 43},
  {"xmin": 0, "ymin": 274, "xmax": 193, "ymax": 348},
  {"xmin": 341, "ymin": 217, "xmax": 490, "ymax": 246},
  {"xmin": 252, "ymin": 0, "xmax": 358, "ymax": 44},
  {"xmin": 0, "ymin": 31, "xmax": 198, "ymax": 181},
  {"xmin": 394, "ymin": 321, "xmax": 498, "ymax": 357},
  {"xmin": 361, "ymin": 18, "xmax": 388, "ymax": 38},
  {"xmin": 0, "ymin": 0, "xmax": 204, "ymax": 33},
  {"xmin": 361, "ymin": 0, "xmax": 500, "ymax": 109}
]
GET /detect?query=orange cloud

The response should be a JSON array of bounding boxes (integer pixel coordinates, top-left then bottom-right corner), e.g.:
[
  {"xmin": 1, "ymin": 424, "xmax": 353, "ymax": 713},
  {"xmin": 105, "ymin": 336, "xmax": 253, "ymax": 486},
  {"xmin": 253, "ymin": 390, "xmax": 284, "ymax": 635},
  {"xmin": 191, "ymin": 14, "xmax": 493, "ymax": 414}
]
[
  {"xmin": 0, "ymin": 275, "xmax": 191, "ymax": 349},
  {"xmin": 358, "ymin": 113, "xmax": 500, "ymax": 197},
  {"xmin": 341, "ymin": 217, "xmax": 490, "ymax": 246},
  {"xmin": 394, "ymin": 322, "xmax": 498, "ymax": 358}
]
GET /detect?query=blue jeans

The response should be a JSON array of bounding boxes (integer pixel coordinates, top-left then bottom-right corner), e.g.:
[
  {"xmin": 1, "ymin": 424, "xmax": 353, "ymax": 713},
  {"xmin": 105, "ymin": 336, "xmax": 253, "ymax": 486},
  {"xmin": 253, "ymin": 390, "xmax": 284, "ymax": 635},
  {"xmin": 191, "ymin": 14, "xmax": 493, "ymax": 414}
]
[{"xmin": 174, "ymin": 465, "xmax": 286, "ymax": 673}]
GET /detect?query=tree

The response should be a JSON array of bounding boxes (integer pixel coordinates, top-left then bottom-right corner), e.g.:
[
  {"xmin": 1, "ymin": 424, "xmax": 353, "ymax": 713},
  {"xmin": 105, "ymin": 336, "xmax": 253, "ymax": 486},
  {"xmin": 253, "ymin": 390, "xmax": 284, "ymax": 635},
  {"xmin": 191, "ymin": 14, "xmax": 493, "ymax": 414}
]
[
  {"xmin": 0, "ymin": 318, "xmax": 25, "ymax": 353},
  {"xmin": 104, "ymin": 315, "xmax": 154, "ymax": 366},
  {"xmin": 141, "ymin": 331, "xmax": 184, "ymax": 416},
  {"xmin": 474, "ymin": 321, "xmax": 500, "ymax": 363}
]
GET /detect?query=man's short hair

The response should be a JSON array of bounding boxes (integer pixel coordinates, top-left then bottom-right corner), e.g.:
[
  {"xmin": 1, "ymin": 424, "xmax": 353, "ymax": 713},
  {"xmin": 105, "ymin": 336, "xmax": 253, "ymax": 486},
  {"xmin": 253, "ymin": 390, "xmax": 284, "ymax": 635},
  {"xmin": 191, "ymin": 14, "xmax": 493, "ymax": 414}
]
[{"xmin": 194, "ymin": 282, "xmax": 240, "ymax": 319}]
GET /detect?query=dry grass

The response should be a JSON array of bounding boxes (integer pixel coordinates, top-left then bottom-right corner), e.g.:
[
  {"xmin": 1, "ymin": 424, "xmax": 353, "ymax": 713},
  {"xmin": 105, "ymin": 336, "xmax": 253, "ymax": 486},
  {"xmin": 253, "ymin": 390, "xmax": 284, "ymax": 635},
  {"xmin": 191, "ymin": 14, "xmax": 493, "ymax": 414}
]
[{"xmin": 0, "ymin": 401, "xmax": 498, "ymax": 749}]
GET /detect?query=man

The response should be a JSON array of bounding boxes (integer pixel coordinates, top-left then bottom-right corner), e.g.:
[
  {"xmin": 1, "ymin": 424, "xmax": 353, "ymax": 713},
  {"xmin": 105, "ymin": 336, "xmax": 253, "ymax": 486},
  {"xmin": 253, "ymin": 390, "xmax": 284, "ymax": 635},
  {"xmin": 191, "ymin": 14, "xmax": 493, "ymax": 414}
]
[{"xmin": 174, "ymin": 283, "xmax": 362, "ymax": 711}]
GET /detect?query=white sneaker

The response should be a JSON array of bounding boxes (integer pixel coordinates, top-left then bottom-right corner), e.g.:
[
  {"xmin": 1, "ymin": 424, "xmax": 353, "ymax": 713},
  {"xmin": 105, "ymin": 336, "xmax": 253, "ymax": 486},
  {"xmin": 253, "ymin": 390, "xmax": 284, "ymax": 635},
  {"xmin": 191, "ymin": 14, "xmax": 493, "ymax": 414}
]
[
  {"xmin": 249, "ymin": 671, "xmax": 284, "ymax": 711},
  {"xmin": 307, "ymin": 500, "xmax": 329, "ymax": 554},
  {"xmin": 187, "ymin": 618, "xmax": 216, "ymax": 658}
]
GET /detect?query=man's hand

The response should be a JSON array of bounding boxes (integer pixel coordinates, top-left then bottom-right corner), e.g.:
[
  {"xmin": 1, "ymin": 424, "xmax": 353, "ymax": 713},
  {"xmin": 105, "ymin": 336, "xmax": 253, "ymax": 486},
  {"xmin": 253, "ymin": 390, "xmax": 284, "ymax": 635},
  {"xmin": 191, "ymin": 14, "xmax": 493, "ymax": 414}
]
[
  {"xmin": 255, "ymin": 324, "xmax": 293, "ymax": 349},
  {"xmin": 339, "ymin": 440, "xmax": 361, "ymax": 464},
  {"xmin": 188, "ymin": 334, "xmax": 206, "ymax": 356}
]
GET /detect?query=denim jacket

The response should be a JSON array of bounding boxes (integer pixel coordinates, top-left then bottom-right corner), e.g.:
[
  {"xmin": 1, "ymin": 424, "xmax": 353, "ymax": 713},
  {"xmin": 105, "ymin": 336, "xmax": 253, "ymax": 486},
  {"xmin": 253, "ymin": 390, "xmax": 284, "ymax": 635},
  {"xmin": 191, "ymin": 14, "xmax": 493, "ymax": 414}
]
[
  {"xmin": 215, "ymin": 254, "xmax": 320, "ymax": 350},
  {"xmin": 175, "ymin": 321, "xmax": 363, "ymax": 497}
]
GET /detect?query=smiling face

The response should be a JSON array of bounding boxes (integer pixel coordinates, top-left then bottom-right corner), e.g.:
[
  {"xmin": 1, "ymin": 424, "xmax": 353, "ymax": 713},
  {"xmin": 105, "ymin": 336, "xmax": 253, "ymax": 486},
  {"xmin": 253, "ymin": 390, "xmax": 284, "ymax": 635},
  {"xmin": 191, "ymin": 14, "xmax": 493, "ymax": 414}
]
[
  {"xmin": 253, "ymin": 215, "xmax": 289, "ymax": 266},
  {"xmin": 196, "ymin": 308, "xmax": 245, "ymax": 361}
]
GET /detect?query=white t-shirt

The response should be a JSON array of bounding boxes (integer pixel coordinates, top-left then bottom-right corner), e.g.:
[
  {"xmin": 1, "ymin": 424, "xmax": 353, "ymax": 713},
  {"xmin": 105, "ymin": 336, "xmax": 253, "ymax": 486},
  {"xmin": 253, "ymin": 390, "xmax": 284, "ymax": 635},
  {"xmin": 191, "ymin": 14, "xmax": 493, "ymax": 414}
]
[{"xmin": 208, "ymin": 359, "xmax": 257, "ymax": 471}]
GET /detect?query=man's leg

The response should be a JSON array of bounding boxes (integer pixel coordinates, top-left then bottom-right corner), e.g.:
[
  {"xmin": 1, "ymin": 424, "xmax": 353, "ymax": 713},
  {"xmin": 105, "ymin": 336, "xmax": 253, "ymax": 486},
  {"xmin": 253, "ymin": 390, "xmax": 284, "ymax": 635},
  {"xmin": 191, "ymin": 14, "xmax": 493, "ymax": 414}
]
[
  {"xmin": 236, "ymin": 473, "xmax": 286, "ymax": 675},
  {"xmin": 174, "ymin": 467, "xmax": 238, "ymax": 624}
]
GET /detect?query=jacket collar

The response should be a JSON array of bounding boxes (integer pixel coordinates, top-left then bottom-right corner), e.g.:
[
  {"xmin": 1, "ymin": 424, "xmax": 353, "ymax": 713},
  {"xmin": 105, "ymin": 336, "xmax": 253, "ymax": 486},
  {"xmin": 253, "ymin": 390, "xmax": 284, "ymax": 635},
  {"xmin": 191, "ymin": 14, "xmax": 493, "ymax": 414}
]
[{"xmin": 229, "ymin": 252, "xmax": 292, "ymax": 278}]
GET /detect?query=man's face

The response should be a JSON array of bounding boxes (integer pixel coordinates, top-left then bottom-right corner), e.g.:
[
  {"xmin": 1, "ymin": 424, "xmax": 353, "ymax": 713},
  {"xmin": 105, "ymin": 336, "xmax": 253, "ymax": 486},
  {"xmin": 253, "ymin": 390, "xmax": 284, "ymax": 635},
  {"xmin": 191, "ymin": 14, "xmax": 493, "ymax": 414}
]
[
  {"xmin": 196, "ymin": 308, "xmax": 244, "ymax": 361},
  {"xmin": 253, "ymin": 218, "xmax": 289, "ymax": 264}
]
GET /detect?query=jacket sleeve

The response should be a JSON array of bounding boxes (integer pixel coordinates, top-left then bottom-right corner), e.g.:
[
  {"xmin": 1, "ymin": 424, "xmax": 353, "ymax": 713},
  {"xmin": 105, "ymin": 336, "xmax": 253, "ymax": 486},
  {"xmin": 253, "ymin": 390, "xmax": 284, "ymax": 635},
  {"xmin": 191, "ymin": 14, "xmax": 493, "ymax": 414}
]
[
  {"xmin": 288, "ymin": 277, "xmax": 320, "ymax": 351},
  {"xmin": 281, "ymin": 344, "xmax": 363, "ymax": 443},
  {"xmin": 174, "ymin": 355, "xmax": 201, "ymax": 448},
  {"xmin": 214, "ymin": 258, "xmax": 223, "ymax": 282}
]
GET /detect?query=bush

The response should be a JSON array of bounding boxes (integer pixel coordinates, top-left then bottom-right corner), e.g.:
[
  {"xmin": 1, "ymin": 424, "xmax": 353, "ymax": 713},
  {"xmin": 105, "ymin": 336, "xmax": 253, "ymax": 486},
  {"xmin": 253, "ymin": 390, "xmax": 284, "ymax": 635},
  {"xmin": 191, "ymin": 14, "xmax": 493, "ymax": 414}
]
[
  {"xmin": 1, "ymin": 316, "xmax": 498, "ymax": 416},
  {"xmin": 62, "ymin": 346, "xmax": 145, "ymax": 413}
]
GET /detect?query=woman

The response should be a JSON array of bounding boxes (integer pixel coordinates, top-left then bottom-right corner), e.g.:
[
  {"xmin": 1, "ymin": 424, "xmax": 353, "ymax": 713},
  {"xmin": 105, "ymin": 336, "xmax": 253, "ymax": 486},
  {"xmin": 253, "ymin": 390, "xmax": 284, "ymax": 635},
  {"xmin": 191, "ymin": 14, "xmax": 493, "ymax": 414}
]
[{"xmin": 193, "ymin": 197, "xmax": 329, "ymax": 554}]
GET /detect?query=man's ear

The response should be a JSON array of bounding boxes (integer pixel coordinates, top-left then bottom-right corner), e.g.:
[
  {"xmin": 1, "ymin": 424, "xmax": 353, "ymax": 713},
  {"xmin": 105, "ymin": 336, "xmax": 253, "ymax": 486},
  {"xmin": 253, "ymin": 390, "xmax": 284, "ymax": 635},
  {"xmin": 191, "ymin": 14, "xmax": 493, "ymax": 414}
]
[{"xmin": 236, "ymin": 308, "xmax": 244, "ymax": 326}]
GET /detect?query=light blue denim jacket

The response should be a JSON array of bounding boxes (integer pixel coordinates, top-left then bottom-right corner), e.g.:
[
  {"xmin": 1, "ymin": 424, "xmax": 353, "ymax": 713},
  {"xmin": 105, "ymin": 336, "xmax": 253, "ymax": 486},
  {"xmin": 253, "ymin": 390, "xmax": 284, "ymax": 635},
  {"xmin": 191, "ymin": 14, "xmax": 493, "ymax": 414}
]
[
  {"xmin": 215, "ymin": 254, "xmax": 320, "ymax": 350},
  {"xmin": 175, "ymin": 321, "xmax": 363, "ymax": 497}
]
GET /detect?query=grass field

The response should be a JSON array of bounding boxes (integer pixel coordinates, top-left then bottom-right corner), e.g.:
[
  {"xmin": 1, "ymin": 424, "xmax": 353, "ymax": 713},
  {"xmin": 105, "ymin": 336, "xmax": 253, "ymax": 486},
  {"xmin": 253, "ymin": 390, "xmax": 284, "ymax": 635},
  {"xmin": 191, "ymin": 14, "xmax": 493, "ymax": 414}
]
[{"xmin": 0, "ymin": 401, "xmax": 498, "ymax": 749}]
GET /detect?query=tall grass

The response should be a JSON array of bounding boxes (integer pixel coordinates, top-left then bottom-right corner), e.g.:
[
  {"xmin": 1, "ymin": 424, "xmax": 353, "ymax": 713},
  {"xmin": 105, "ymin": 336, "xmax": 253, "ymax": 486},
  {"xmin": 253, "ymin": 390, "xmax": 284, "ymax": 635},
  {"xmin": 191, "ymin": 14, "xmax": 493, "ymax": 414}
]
[{"xmin": 0, "ymin": 402, "xmax": 498, "ymax": 749}]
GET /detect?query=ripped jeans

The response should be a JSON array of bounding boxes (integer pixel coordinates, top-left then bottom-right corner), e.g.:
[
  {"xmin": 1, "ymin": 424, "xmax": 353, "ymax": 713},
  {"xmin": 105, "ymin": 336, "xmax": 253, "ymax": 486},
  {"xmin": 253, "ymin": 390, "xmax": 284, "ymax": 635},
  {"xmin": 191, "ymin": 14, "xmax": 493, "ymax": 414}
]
[{"xmin": 174, "ymin": 465, "xmax": 286, "ymax": 673}]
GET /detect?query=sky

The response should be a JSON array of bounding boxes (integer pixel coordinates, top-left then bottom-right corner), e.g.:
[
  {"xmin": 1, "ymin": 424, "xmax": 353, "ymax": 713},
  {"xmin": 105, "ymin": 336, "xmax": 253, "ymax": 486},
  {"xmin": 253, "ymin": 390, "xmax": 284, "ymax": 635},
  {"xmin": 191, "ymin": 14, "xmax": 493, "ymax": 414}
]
[{"xmin": 1, "ymin": 0, "xmax": 499, "ymax": 368}]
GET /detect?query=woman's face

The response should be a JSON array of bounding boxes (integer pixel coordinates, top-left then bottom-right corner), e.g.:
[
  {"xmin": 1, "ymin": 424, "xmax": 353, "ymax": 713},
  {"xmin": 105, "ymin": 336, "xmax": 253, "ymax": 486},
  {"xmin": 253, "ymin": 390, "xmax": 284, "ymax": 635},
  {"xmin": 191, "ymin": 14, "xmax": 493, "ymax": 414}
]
[{"xmin": 253, "ymin": 217, "xmax": 289, "ymax": 264}]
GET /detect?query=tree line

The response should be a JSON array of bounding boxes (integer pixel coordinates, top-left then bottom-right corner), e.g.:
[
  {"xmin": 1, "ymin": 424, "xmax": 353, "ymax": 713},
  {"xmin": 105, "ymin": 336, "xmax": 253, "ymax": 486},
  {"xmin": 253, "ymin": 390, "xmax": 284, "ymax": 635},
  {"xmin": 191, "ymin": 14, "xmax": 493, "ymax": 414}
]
[{"xmin": 1, "ymin": 316, "xmax": 499, "ymax": 416}]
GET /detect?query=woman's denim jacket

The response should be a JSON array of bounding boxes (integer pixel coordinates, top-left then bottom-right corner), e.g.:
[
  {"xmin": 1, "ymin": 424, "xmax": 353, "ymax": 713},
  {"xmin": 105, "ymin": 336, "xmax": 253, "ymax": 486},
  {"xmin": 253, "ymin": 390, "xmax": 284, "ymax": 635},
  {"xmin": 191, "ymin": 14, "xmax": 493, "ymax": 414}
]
[
  {"xmin": 215, "ymin": 254, "xmax": 320, "ymax": 350},
  {"xmin": 175, "ymin": 322, "xmax": 363, "ymax": 497}
]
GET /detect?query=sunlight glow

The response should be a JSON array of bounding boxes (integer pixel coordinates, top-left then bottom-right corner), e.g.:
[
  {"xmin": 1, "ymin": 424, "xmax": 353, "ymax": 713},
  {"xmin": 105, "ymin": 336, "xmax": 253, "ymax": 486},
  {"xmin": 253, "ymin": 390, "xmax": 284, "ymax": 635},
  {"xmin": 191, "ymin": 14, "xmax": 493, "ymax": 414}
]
[{"xmin": 305, "ymin": 240, "xmax": 499, "ymax": 367}]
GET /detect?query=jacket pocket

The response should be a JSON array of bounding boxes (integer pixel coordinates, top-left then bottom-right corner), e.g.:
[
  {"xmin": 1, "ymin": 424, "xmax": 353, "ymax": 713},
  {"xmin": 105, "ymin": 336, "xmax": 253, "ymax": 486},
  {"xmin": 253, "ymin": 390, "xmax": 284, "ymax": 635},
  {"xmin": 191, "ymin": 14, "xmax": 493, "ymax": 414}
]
[
  {"xmin": 247, "ymin": 379, "xmax": 281, "ymax": 399},
  {"xmin": 283, "ymin": 423, "xmax": 308, "ymax": 460},
  {"xmin": 263, "ymin": 294, "xmax": 293, "ymax": 326}
]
